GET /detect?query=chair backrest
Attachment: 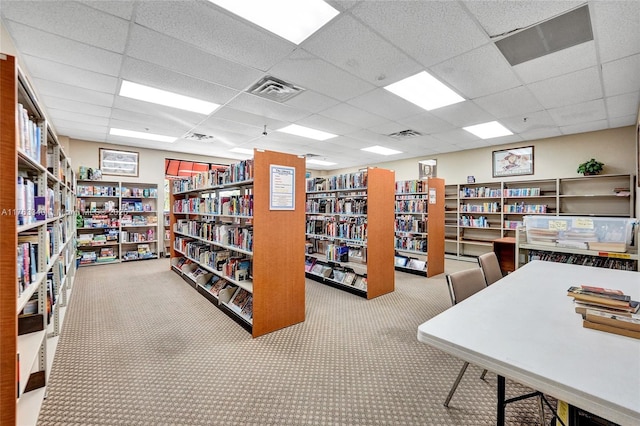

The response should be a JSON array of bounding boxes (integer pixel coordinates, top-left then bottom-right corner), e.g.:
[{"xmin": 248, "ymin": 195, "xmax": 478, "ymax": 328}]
[
  {"xmin": 446, "ymin": 268, "xmax": 487, "ymax": 306},
  {"xmin": 477, "ymin": 252, "xmax": 503, "ymax": 286}
]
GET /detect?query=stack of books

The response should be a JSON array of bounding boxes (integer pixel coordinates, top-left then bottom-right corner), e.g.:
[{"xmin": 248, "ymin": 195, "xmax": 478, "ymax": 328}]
[{"xmin": 568, "ymin": 285, "xmax": 640, "ymax": 339}]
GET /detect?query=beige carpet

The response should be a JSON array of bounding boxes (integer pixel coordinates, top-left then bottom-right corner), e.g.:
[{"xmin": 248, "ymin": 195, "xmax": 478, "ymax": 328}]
[{"xmin": 37, "ymin": 258, "xmax": 552, "ymax": 425}]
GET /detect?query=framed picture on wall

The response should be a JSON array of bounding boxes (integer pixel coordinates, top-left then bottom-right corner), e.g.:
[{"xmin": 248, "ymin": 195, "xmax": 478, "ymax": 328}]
[
  {"xmin": 492, "ymin": 146, "xmax": 534, "ymax": 178},
  {"xmin": 100, "ymin": 148, "xmax": 139, "ymax": 177},
  {"xmin": 418, "ymin": 159, "xmax": 437, "ymax": 179}
]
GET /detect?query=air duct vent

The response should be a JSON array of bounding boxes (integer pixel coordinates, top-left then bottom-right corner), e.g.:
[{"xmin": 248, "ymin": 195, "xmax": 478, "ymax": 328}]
[
  {"xmin": 247, "ymin": 76, "xmax": 305, "ymax": 103},
  {"xmin": 185, "ymin": 132, "xmax": 215, "ymax": 141},
  {"xmin": 388, "ymin": 129, "xmax": 423, "ymax": 139},
  {"xmin": 304, "ymin": 153, "xmax": 320, "ymax": 158}
]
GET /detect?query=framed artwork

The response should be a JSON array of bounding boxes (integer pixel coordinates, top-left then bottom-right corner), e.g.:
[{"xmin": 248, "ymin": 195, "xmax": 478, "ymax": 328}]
[
  {"xmin": 492, "ymin": 146, "xmax": 534, "ymax": 178},
  {"xmin": 100, "ymin": 148, "xmax": 139, "ymax": 177},
  {"xmin": 418, "ymin": 159, "xmax": 437, "ymax": 179}
]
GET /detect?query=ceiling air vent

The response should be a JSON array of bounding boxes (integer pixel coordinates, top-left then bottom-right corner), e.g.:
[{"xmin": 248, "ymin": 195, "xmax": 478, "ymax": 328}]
[
  {"xmin": 184, "ymin": 132, "xmax": 215, "ymax": 141},
  {"xmin": 388, "ymin": 129, "xmax": 423, "ymax": 139},
  {"xmin": 304, "ymin": 153, "xmax": 320, "ymax": 158},
  {"xmin": 247, "ymin": 76, "xmax": 305, "ymax": 103}
]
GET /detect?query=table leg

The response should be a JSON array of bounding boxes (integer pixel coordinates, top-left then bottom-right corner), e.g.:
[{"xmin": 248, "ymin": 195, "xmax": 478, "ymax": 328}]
[{"xmin": 497, "ymin": 375, "xmax": 506, "ymax": 426}]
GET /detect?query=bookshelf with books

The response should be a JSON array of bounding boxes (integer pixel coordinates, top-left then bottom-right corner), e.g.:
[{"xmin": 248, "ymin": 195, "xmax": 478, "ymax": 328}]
[
  {"xmin": 1, "ymin": 54, "xmax": 77, "ymax": 425},
  {"xmin": 76, "ymin": 181, "xmax": 159, "ymax": 265},
  {"xmin": 394, "ymin": 178, "xmax": 445, "ymax": 277},
  {"xmin": 170, "ymin": 150, "xmax": 305, "ymax": 337},
  {"xmin": 515, "ymin": 215, "xmax": 639, "ymax": 271},
  {"xmin": 305, "ymin": 167, "xmax": 395, "ymax": 299},
  {"xmin": 445, "ymin": 174, "xmax": 635, "ymax": 260}
]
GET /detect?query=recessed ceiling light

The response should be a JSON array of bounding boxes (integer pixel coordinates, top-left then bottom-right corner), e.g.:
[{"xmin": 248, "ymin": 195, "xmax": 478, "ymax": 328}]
[
  {"xmin": 109, "ymin": 128, "xmax": 176, "ymax": 143},
  {"xmin": 463, "ymin": 121, "xmax": 513, "ymax": 139},
  {"xmin": 119, "ymin": 80, "xmax": 219, "ymax": 114},
  {"xmin": 306, "ymin": 159, "xmax": 337, "ymax": 166},
  {"xmin": 229, "ymin": 147, "xmax": 254, "ymax": 155},
  {"xmin": 384, "ymin": 71, "xmax": 464, "ymax": 111},
  {"xmin": 277, "ymin": 124, "xmax": 337, "ymax": 141},
  {"xmin": 361, "ymin": 145, "xmax": 402, "ymax": 156},
  {"xmin": 209, "ymin": 0, "xmax": 339, "ymax": 44}
]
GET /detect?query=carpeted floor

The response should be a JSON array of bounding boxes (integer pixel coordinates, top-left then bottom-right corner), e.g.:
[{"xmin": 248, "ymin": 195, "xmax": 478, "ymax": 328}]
[{"xmin": 37, "ymin": 258, "xmax": 553, "ymax": 425}]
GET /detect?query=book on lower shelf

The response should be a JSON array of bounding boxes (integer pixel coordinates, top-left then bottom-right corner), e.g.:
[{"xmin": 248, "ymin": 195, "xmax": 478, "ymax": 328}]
[{"xmin": 228, "ymin": 287, "xmax": 251, "ymax": 314}]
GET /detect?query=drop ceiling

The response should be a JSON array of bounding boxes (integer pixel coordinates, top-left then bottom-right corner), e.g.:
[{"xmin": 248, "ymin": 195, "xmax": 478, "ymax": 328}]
[{"xmin": 1, "ymin": 0, "xmax": 639, "ymax": 170}]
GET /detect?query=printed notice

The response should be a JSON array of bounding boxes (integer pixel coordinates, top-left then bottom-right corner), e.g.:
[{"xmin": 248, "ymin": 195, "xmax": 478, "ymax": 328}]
[
  {"xmin": 429, "ymin": 188, "xmax": 437, "ymax": 204},
  {"xmin": 270, "ymin": 165, "xmax": 295, "ymax": 210}
]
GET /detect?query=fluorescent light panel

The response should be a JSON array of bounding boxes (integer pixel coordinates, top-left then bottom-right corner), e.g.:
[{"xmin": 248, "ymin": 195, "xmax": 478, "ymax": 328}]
[
  {"xmin": 306, "ymin": 159, "xmax": 337, "ymax": 166},
  {"xmin": 463, "ymin": 121, "xmax": 513, "ymax": 139},
  {"xmin": 209, "ymin": 0, "xmax": 339, "ymax": 44},
  {"xmin": 119, "ymin": 80, "xmax": 219, "ymax": 114},
  {"xmin": 229, "ymin": 148, "xmax": 254, "ymax": 155},
  {"xmin": 277, "ymin": 124, "xmax": 337, "ymax": 141},
  {"xmin": 361, "ymin": 145, "xmax": 402, "ymax": 156},
  {"xmin": 384, "ymin": 71, "xmax": 464, "ymax": 111},
  {"xmin": 109, "ymin": 128, "xmax": 176, "ymax": 143}
]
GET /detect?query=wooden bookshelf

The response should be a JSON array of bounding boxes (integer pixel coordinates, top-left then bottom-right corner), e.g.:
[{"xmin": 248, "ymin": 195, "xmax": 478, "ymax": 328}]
[
  {"xmin": 170, "ymin": 150, "xmax": 305, "ymax": 337},
  {"xmin": 305, "ymin": 167, "xmax": 395, "ymax": 299},
  {"xmin": 394, "ymin": 178, "xmax": 445, "ymax": 277},
  {"xmin": 1, "ymin": 53, "xmax": 77, "ymax": 425}
]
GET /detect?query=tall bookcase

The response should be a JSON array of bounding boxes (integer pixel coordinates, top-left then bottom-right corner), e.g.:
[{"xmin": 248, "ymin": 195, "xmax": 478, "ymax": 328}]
[
  {"xmin": 305, "ymin": 167, "xmax": 395, "ymax": 299},
  {"xmin": 394, "ymin": 178, "xmax": 445, "ymax": 277},
  {"xmin": 76, "ymin": 181, "xmax": 160, "ymax": 265},
  {"xmin": 444, "ymin": 174, "xmax": 636, "ymax": 259},
  {"xmin": 170, "ymin": 150, "xmax": 305, "ymax": 337},
  {"xmin": 1, "ymin": 53, "xmax": 77, "ymax": 426}
]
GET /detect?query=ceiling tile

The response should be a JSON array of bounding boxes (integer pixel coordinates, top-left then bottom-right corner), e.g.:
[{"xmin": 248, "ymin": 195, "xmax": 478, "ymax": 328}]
[
  {"xmin": 294, "ymin": 114, "xmax": 358, "ymax": 136},
  {"xmin": 111, "ymin": 96, "xmax": 208, "ymax": 129},
  {"xmin": 429, "ymin": 101, "xmax": 496, "ymax": 128},
  {"xmin": 609, "ymin": 115, "xmax": 637, "ymax": 128},
  {"xmin": 519, "ymin": 127, "xmax": 562, "ymax": 141},
  {"xmin": 3, "ymin": 21, "xmax": 122, "ymax": 75},
  {"xmin": 605, "ymin": 92, "xmax": 640, "ymax": 119},
  {"xmin": 51, "ymin": 118, "xmax": 108, "ymax": 134},
  {"xmin": 319, "ymin": 103, "xmax": 391, "ymax": 129},
  {"xmin": 513, "ymin": 41, "xmax": 598, "ymax": 84},
  {"xmin": 226, "ymin": 93, "xmax": 312, "ymax": 123},
  {"xmin": 57, "ymin": 127, "xmax": 107, "ymax": 143},
  {"xmin": 395, "ymin": 113, "xmax": 457, "ymax": 135},
  {"xmin": 211, "ymin": 107, "xmax": 288, "ymax": 132},
  {"xmin": 560, "ymin": 119, "xmax": 609, "ymax": 135},
  {"xmin": 48, "ymin": 109, "xmax": 110, "ymax": 127},
  {"xmin": 351, "ymin": 1, "xmax": 488, "ymax": 67},
  {"xmin": 42, "ymin": 96, "xmax": 112, "ymax": 118},
  {"xmin": 591, "ymin": 1, "xmax": 640, "ymax": 63},
  {"xmin": 547, "ymin": 99, "xmax": 607, "ymax": 126},
  {"xmin": 127, "ymin": 25, "xmax": 263, "ymax": 92},
  {"xmin": 302, "ymin": 14, "xmax": 423, "ymax": 86},
  {"xmin": 1, "ymin": 1, "xmax": 129, "ymax": 53},
  {"xmin": 431, "ymin": 128, "xmax": 481, "ymax": 145},
  {"xmin": 463, "ymin": 1, "xmax": 583, "ymax": 36},
  {"xmin": 474, "ymin": 86, "xmax": 544, "ymax": 119},
  {"xmin": 108, "ymin": 117, "xmax": 186, "ymax": 138},
  {"xmin": 601, "ymin": 54, "xmax": 640, "ymax": 98},
  {"xmin": 527, "ymin": 66, "xmax": 602, "ymax": 109},
  {"xmin": 268, "ymin": 48, "xmax": 375, "ymax": 102},
  {"xmin": 134, "ymin": 1, "xmax": 294, "ymax": 71},
  {"xmin": 430, "ymin": 44, "xmax": 521, "ymax": 99},
  {"xmin": 33, "ymin": 78, "xmax": 115, "ymax": 107},
  {"xmin": 284, "ymin": 90, "xmax": 341, "ymax": 114},
  {"xmin": 345, "ymin": 129, "xmax": 396, "ymax": 146},
  {"xmin": 78, "ymin": 0, "xmax": 135, "ymax": 20},
  {"xmin": 500, "ymin": 110, "xmax": 556, "ymax": 134},
  {"xmin": 347, "ymin": 89, "xmax": 426, "ymax": 121},
  {"xmin": 120, "ymin": 57, "xmax": 239, "ymax": 106},
  {"xmin": 22, "ymin": 54, "xmax": 118, "ymax": 93}
]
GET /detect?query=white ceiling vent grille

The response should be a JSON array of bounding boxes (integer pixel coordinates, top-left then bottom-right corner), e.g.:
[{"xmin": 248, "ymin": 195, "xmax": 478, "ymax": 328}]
[
  {"xmin": 388, "ymin": 129, "xmax": 423, "ymax": 139},
  {"xmin": 184, "ymin": 132, "xmax": 215, "ymax": 141},
  {"xmin": 247, "ymin": 76, "xmax": 305, "ymax": 102}
]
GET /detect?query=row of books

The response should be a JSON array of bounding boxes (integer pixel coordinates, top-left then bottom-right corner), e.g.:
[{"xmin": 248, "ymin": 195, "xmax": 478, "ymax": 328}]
[
  {"xmin": 17, "ymin": 176, "xmax": 57, "ymax": 225},
  {"xmin": 121, "ymin": 200, "xmax": 154, "ymax": 212},
  {"xmin": 174, "ymin": 258, "xmax": 253, "ymax": 322},
  {"xmin": 568, "ymin": 285, "xmax": 639, "ymax": 339},
  {"xmin": 459, "ymin": 215, "xmax": 491, "ymax": 228},
  {"xmin": 77, "ymin": 184, "xmax": 119, "ymax": 197},
  {"xmin": 395, "ymin": 199, "xmax": 428, "ymax": 213},
  {"xmin": 528, "ymin": 250, "xmax": 637, "ymax": 271},
  {"xmin": 173, "ymin": 195, "xmax": 253, "ymax": 217},
  {"xmin": 120, "ymin": 187, "xmax": 157, "ymax": 198},
  {"xmin": 308, "ymin": 239, "xmax": 366, "ymax": 263},
  {"xmin": 121, "ymin": 229, "xmax": 155, "ymax": 243},
  {"xmin": 306, "ymin": 172, "xmax": 367, "ymax": 192},
  {"xmin": 17, "ymin": 103, "xmax": 42, "ymax": 165},
  {"xmin": 175, "ymin": 237, "xmax": 251, "ymax": 281},
  {"xmin": 395, "ymin": 179, "xmax": 428, "ymax": 194},
  {"xmin": 460, "ymin": 202, "xmax": 501, "ymax": 213},
  {"xmin": 395, "ymin": 237, "xmax": 427, "ymax": 253},
  {"xmin": 395, "ymin": 216, "xmax": 426, "ymax": 233},
  {"xmin": 120, "ymin": 215, "xmax": 157, "ymax": 226},
  {"xmin": 305, "ymin": 257, "xmax": 367, "ymax": 291},
  {"xmin": 459, "ymin": 187, "xmax": 501, "ymax": 198},
  {"xmin": 503, "ymin": 203, "xmax": 548, "ymax": 213},
  {"xmin": 174, "ymin": 220, "xmax": 253, "ymax": 252},
  {"xmin": 503, "ymin": 187, "xmax": 542, "ymax": 197},
  {"xmin": 394, "ymin": 255, "xmax": 426, "ymax": 271},
  {"xmin": 172, "ymin": 161, "xmax": 254, "ymax": 193}
]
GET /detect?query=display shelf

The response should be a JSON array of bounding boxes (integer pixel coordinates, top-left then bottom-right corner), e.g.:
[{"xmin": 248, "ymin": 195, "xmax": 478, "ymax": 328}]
[
  {"xmin": 445, "ymin": 175, "xmax": 636, "ymax": 259},
  {"xmin": 393, "ymin": 178, "xmax": 445, "ymax": 277},
  {"xmin": 1, "ymin": 53, "xmax": 77, "ymax": 425},
  {"xmin": 305, "ymin": 168, "xmax": 395, "ymax": 299},
  {"xmin": 76, "ymin": 181, "xmax": 160, "ymax": 264},
  {"xmin": 170, "ymin": 150, "xmax": 305, "ymax": 337}
]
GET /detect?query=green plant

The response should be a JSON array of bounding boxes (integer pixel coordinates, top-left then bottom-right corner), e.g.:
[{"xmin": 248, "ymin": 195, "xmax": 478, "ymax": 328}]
[{"xmin": 577, "ymin": 158, "xmax": 604, "ymax": 175}]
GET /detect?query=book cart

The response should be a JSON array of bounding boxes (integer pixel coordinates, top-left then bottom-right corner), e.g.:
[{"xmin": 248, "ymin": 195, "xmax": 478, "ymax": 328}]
[
  {"xmin": 394, "ymin": 178, "xmax": 445, "ymax": 277},
  {"xmin": 170, "ymin": 149, "xmax": 305, "ymax": 337},
  {"xmin": 1, "ymin": 54, "xmax": 77, "ymax": 425},
  {"xmin": 304, "ymin": 167, "xmax": 395, "ymax": 299}
]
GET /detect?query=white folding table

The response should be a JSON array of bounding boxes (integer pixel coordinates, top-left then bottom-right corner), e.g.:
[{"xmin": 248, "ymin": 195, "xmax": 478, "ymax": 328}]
[{"xmin": 417, "ymin": 260, "xmax": 640, "ymax": 426}]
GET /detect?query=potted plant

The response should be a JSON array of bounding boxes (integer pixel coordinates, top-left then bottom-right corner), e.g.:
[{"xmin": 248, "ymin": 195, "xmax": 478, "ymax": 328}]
[{"xmin": 577, "ymin": 158, "xmax": 604, "ymax": 176}]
